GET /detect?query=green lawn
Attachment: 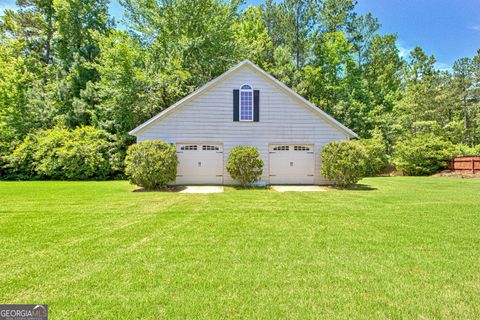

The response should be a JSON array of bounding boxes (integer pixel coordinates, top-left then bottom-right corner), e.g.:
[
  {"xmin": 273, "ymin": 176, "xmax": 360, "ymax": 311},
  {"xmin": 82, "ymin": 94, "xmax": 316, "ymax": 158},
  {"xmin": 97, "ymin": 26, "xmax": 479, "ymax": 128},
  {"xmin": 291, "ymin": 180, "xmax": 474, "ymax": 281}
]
[{"xmin": 1, "ymin": 177, "xmax": 479, "ymax": 319}]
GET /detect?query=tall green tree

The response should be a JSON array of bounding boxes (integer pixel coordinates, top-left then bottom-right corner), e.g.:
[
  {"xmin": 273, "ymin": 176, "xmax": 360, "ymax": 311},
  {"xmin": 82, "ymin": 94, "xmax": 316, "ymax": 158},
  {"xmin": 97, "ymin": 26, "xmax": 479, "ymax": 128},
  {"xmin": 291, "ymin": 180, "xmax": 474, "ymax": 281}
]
[
  {"xmin": 453, "ymin": 57, "xmax": 474, "ymax": 143},
  {"xmin": 52, "ymin": 0, "xmax": 113, "ymax": 127},
  {"xmin": 233, "ymin": 5, "xmax": 274, "ymax": 69},
  {"xmin": 363, "ymin": 34, "xmax": 402, "ymax": 145},
  {"xmin": 55, "ymin": 0, "xmax": 111, "ymax": 66},
  {"xmin": 122, "ymin": 0, "xmax": 240, "ymax": 87},
  {"xmin": 319, "ymin": 0, "xmax": 356, "ymax": 33},
  {"xmin": 0, "ymin": 44, "xmax": 36, "ymax": 158},
  {"xmin": 94, "ymin": 30, "xmax": 192, "ymax": 139},
  {"xmin": 303, "ymin": 31, "xmax": 359, "ymax": 121},
  {"xmin": 472, "ymin": 50, "xmax": 480, "ymax": 144},
  {"xmin": 347, "ymin": 12, "xmax": 379, "ymax": 69},
  {"xmin": 0, "ymin": 0, "xmax": 55, "ymax": 67},
  {"xmin": 268, "ymin": 45, "xmax": 300, "ymax": 89},
  {"xmin": 264, "ymin": 0, "xmax": 319, "ymax": 69}
]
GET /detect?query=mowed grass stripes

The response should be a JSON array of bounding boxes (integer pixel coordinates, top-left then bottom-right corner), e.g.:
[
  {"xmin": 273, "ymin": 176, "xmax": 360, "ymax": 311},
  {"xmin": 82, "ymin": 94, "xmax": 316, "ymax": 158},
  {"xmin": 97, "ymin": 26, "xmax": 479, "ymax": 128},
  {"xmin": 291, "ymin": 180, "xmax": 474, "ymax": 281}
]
[{"xmin": 0, "ymin": 177, "xmax": 479, "ymax": 319}]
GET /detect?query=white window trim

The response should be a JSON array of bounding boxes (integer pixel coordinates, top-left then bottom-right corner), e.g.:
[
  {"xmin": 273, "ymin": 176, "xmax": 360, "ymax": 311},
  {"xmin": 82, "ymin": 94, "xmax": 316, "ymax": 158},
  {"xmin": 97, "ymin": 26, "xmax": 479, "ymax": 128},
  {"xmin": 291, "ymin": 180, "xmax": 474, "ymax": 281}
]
[{"xmin": 239, "ymin": 83, "xmax": 254, "ymax": 122}]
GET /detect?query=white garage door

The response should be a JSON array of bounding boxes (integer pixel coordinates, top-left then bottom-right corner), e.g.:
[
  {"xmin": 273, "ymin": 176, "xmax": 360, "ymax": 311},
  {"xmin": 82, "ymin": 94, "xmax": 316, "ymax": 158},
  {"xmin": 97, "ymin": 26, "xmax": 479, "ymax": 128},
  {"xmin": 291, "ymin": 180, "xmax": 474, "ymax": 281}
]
[
  {"xmin": 269, "ymin": 144, "xmax": 315, "ymax": 185},
  {"xmin": 176, "ymin": 144, "xmax": 223, "ymax": 185}
]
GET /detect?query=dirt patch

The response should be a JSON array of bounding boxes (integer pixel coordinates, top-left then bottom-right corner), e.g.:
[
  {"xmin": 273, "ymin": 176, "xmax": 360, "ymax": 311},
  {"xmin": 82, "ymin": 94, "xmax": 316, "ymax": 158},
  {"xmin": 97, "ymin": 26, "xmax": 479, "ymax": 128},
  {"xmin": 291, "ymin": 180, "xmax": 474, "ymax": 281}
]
[{"xmin": 434, "ymin": 170, "xmax": 480, "ymax": 179}]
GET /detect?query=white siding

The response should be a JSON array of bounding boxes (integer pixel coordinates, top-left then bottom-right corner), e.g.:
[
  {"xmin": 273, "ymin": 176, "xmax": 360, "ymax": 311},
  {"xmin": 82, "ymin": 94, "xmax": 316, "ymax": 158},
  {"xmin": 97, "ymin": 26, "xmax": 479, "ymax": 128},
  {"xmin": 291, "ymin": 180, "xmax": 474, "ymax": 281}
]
[{"xmin": 136, "ymin": 65, "xmax": 349, "ymax": 185}]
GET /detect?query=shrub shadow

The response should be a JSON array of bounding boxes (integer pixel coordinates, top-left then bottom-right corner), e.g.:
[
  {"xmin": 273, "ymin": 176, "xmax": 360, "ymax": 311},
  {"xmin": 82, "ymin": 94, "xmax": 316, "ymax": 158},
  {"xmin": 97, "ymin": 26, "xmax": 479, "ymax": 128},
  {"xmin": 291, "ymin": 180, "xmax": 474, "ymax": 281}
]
[
  {"xmin": 132, "ymin": 186, "xmax": 187, "ymax": 193},
  {"xmin": 330, "ymin": 184, "xmax": 377, "ymax": 191},
  {"xmin": 231, "ymin": 186, "xmax": 270, "ymax": 191}
]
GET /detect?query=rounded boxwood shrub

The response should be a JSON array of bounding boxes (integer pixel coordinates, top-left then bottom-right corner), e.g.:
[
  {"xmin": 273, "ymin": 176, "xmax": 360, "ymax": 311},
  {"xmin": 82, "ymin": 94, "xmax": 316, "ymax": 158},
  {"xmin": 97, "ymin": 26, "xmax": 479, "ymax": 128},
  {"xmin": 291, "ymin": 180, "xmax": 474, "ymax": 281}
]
[
  {"xmin": 7, "ymin": 126, "xmax": 122, "ymax": 180},
  {"xmin": 320, "ymin": 140, "xmax": 368, "ymax": 187},
  {"xmin": 226, "ymin": 146, "xmax": 264, "ymax": 186},
  {"xmin": 125, "ymin": 140, "xmax": 178, "ymax": 190},
  {"xmin": 393, "ymin": 134, "xmax": 457, "ymax": 176}
]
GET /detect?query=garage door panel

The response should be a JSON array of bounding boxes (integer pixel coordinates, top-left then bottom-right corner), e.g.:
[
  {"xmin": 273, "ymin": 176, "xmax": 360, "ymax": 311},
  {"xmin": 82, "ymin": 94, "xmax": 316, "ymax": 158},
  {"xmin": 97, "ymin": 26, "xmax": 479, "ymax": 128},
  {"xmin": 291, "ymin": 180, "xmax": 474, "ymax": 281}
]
[
  {"xmin": 269, "ymin": 144, "xmax": 314, "ymax": 185},
  {"xmin": 176, "ymin": 144, "xmax": 223, "ymax": 185}
]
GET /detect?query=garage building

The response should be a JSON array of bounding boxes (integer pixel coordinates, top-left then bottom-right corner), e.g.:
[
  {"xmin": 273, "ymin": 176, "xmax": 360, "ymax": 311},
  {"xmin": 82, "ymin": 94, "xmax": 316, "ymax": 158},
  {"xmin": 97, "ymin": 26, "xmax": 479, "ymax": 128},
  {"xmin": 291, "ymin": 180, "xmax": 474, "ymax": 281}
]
[{"xmin": 129, "ymin": 60, "xmax": 357, "ymax": 185}]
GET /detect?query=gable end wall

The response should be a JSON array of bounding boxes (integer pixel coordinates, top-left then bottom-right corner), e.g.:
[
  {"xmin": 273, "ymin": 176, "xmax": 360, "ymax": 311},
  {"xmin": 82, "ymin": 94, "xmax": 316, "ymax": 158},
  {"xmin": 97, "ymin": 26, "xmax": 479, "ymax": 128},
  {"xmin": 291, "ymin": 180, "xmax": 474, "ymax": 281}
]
[{"xmin": 136, "ymin": 65, "xmax": 349, "ymax": 184}]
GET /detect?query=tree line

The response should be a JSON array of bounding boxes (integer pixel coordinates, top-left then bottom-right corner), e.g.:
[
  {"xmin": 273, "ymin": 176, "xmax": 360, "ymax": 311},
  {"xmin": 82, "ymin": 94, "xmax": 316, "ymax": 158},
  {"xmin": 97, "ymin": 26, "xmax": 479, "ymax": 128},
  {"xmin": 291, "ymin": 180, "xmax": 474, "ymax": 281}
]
[{"xmin": 1, "ymin": 0, "xmax": 479, "ymax": 178}]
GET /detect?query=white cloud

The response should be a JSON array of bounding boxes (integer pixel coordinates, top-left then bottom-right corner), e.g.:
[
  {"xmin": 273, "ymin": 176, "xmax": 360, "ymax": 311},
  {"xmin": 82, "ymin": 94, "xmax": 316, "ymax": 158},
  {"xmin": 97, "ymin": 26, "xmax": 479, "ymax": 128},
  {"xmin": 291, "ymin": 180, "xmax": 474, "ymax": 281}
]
[
  {"xmin": 396, "ymin": 39, "xmax": 452, "ymax": 71},
  {"xmin": 468, "ymin": 25, "xmax": 480, "ymax": 32},
  {"xmin": 396, "ymin": 40, "xmax": 413, "ymax": 58}
]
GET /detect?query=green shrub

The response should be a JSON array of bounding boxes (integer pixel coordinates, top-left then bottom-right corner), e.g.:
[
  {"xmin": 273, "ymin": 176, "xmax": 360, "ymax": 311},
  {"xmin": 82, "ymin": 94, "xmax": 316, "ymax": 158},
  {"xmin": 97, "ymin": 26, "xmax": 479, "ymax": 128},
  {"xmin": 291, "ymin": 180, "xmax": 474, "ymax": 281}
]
[
  {"xmin": 475, "ymin": 145, "xmax": 480, "ymax": 155},
  {"xmin": 124, "ymin": 140, "xmax": 178, "ymax": 190},
  {"xmin": 454, "ymin": 144, "xmax": 477, "ymax": 156},
  {"xmin": 320, "ymin": 140, "xmax": 368, "ymax": 187},
  {"xmin": 226, "ymin": 146, "xmax": 264, "ymax": 186},
  {"xmin": 393, "ymin": 134, "xmax": 457, "ymax": 176},
  {"xmin": 7, "ymin": 126, "xmax": 121, "ymax": 180},
  {"xmin": 5, "ymin": 134, "xmax": 39, "ymax": 179},
  {"xmin": 358, "ymin": 137, "xmax": 389, "ymax": 176}
]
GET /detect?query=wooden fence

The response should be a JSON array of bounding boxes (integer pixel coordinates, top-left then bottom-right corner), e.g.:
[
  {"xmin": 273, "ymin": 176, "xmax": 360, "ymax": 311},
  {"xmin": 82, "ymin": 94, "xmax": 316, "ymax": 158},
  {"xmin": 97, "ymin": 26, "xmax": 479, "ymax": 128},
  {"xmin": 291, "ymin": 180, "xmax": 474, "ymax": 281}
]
[{"xmin": 448, "ymin": 156, "xmax": 480, "ymax": 174}]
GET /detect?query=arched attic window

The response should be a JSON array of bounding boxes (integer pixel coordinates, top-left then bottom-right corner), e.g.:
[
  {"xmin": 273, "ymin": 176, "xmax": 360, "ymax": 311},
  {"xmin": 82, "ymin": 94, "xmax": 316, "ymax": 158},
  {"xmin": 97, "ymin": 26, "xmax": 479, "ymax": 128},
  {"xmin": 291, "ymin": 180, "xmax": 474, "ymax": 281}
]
[{"xmin": 239, "ymin": 84, "xmax": 253, "ymax": 121}]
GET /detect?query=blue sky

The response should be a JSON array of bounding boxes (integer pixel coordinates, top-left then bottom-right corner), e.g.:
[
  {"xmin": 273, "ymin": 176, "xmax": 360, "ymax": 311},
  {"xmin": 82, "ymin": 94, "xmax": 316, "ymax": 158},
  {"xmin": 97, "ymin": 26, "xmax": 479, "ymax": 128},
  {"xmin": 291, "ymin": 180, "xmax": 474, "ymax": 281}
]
[
  {"xmin": 2, "ymin": 0, "xmax": 479, "ymax": 69},
  {"xmin": 355, "ymin": 0, "xmax": 480, "ymax": 70}
]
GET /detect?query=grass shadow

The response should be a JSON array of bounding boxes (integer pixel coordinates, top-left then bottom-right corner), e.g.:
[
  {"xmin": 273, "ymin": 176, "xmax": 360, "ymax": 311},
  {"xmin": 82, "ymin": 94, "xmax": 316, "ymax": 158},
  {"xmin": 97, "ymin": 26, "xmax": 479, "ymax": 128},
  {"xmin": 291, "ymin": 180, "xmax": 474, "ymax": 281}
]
[{"xmin": 330, "ymin": 184, "xmax": 377, "ymax": 191}]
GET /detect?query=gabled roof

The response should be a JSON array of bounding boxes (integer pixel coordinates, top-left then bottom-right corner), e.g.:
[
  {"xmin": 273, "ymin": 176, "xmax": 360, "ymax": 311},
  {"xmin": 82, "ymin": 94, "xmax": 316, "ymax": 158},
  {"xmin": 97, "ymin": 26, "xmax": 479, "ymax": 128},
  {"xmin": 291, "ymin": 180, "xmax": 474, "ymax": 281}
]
[{"xmin": 129, "ymin": 60, "xmax": 357, "ymax": 137}]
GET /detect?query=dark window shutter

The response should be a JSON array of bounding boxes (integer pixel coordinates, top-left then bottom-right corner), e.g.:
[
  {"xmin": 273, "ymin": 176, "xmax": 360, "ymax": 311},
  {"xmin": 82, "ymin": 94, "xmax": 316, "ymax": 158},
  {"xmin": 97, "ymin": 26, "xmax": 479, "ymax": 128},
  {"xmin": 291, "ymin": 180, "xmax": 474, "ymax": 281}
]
[
  {"xmin": 253, "ymin": 90, "xmax": 260, "ymax": 122},
  {"xmin": 233, "ymin": 89, "xmax": 239, "ymax": 121}
]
